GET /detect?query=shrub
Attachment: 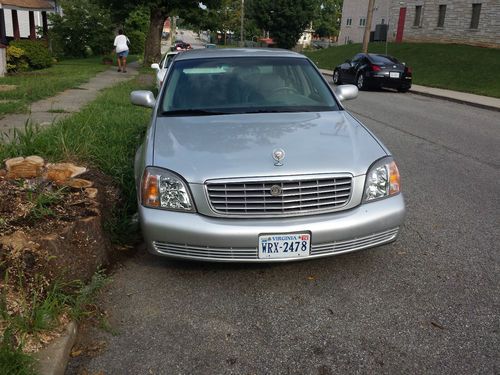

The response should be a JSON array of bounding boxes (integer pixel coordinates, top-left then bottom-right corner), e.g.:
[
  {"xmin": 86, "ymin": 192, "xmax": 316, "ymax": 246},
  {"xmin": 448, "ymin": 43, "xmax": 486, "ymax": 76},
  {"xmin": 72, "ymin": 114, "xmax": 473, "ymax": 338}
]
[
  {"xmin": 6, "ymin": 45, "xmax": 29, "ymax": 72},
  {"xmin": 9, "ymin": 40, "xmax": 53, "ymax": 69},
  {"xmin": 48, "ymin": 0, "xmax": 113, "ymax": 58},
  {"xmin": 127, "ymin": 30, "xmax": 146, "ymax": 54}
]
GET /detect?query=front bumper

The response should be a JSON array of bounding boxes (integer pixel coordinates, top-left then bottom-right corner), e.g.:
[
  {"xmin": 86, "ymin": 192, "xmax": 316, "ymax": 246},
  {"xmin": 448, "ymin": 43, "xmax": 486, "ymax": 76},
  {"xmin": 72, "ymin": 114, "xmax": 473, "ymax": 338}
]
[{"xmin": 139, "ymin": 194, "xmax": 406, "ymax": 262}]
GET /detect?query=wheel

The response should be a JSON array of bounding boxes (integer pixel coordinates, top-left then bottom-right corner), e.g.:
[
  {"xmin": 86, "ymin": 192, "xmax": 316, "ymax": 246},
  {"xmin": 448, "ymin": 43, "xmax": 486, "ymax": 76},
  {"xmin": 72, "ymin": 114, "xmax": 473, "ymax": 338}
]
[
  {"xmin": 356, "ymin": 73, "xmax": 365, "ymax": 90},
  {"xmin": 333, "ymin": 70, "xmax": 341, "ymax": 85},
  {"xmin": 398, "ymin": 86, "xmax": 410, "ymax": 93}
]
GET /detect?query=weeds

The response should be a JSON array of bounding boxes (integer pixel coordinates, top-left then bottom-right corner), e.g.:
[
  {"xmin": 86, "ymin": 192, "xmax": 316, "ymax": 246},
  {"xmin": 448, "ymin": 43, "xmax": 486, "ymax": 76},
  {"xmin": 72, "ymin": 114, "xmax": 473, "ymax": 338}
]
[{"xmin": 27, "ymin": 188, "xmax": 66, "ymax": 221}]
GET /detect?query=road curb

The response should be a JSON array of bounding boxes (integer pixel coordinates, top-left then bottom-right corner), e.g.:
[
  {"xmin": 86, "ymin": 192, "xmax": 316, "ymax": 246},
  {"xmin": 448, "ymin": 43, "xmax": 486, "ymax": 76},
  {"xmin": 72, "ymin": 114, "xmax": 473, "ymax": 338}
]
[
  {"xmin": 320, "ymin": 70, "xmax": 500, "ymax": 113},
  {"xmin": 33, "ymin": 321, "xmax": 78, "ymax": 375},
  {"xmin": 407, "ymin": 90, "xmax": 500, "ymax": 112}
]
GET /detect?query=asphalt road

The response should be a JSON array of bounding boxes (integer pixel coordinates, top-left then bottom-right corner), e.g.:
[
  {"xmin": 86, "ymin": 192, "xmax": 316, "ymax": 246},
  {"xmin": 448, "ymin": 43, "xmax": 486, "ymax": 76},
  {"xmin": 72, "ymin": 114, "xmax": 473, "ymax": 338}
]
[{"xmin": 67, "ymin": 88, "xmax": 499, "ymax": 375}]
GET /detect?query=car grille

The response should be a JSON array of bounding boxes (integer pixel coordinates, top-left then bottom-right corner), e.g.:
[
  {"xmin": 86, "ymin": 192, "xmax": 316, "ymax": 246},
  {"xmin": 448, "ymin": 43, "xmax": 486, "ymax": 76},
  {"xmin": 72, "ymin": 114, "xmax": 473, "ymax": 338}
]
[
  {"xmin": 206, "ymin": 176, "xmax": 352, "ymax": 217},
  {"xmin": 152, "ymin": 227, "xmax": 399, "ymax": 261}
]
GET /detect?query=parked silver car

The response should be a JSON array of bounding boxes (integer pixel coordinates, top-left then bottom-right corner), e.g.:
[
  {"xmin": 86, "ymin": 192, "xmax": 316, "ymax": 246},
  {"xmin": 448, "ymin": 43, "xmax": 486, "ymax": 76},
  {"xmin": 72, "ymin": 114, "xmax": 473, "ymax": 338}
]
[{"xmin": 131, "ymin": 49, "xmax": 405, "ymax": 262}]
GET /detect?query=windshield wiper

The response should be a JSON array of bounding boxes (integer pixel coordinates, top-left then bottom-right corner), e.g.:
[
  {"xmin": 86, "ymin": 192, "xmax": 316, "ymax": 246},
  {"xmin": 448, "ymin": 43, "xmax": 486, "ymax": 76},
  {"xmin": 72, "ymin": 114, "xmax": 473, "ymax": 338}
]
[{"xmin": 161, "ymin": 109, "xmax": 231, "ymax": 116}]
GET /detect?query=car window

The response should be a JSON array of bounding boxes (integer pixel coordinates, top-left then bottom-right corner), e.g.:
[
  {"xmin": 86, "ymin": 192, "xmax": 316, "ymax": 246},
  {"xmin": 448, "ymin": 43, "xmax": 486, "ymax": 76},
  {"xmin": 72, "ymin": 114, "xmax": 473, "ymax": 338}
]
[
  {"xmin": 351, "ymin": 54, "xmax": 364, "ymax": 64},
  {"xmin": 159, "ymin": 54, "xmax": 167, "ymax": 69},
  {"xmin": 160, "ymin": 57, "xmax": 339, "ymax": 115},
  {"xmin": 369, "ymin": 55, "xmax": 399, "ymax": 65}
]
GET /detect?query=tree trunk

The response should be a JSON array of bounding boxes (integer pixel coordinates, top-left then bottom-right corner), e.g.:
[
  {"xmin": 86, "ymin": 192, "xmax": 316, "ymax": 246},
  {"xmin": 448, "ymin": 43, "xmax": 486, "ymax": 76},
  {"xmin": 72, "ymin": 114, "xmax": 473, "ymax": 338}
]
[{"xmin": 144, "ymin": 7, "xmax": 167, "ymax": 65}]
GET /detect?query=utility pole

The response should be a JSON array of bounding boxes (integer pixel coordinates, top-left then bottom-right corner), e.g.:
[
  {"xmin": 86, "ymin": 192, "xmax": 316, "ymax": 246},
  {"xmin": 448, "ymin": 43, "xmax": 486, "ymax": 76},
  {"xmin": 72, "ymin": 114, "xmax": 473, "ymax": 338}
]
[
  {"xmin": 362, "ymin": 0, "xmax": 375, "ymax": 53},
  {"xmin": 240, "ymin": 0, "xmax": 245, "ymax": 47}
]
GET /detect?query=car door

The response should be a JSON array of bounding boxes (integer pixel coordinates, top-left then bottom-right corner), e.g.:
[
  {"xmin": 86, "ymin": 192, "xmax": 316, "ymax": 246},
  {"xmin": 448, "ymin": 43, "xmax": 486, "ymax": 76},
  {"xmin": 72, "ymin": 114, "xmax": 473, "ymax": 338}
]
[{"xmin": 344, "ymin": 54, "xmax": 364, "ymax": 83}]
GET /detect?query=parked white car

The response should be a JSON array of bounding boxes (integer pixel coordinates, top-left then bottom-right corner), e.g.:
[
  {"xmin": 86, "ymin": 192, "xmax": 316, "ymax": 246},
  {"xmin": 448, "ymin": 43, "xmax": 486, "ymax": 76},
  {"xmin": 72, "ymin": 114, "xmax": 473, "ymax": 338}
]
[{"xmin": 151, "ymin": 51, "xmax": 179, "ymax": 89}]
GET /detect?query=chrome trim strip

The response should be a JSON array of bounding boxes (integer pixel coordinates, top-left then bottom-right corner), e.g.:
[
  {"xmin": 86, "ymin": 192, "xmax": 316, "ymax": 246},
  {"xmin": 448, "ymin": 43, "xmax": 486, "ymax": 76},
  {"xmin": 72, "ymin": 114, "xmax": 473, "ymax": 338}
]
[{"xmin": 152, "ymin": 227, "xmax": 399, "ymax": 262}]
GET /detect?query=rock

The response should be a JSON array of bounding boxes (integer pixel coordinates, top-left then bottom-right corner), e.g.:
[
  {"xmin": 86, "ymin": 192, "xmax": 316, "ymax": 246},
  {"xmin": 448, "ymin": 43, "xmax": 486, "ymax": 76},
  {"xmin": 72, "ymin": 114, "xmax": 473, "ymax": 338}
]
[
  {"xmin": 85, "ymin": 188, "xmax": 98, "ymax": 199},
  {"xmin": 46, "ymin": 163, "xmax": 87, "ymax": 183},
  {"xmin": 64, "ymin": 178, "xmax": 93, "ymax": 189},
  {"xmin": 5, "ymin": 156, "xmax": 45, "ymax": 179}
]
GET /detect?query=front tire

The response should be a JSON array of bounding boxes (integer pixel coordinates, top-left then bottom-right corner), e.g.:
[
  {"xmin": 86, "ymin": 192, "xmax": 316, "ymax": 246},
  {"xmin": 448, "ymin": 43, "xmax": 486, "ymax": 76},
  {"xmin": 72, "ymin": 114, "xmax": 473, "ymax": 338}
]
[
  {"xmin": 356, "ymin": 73, "xmax": 365, "ymax": 90},
  {"xmin": 333, "ymin": 70, "xmax": 341, "ymax": 85}
]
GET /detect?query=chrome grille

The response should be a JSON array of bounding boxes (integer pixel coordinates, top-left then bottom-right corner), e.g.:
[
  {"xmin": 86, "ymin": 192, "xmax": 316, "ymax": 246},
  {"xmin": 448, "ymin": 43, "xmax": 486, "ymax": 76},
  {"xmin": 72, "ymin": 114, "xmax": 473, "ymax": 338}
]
[{"xmin": 206, "ymin": 175, "xmax": 352, "ymax": 216}]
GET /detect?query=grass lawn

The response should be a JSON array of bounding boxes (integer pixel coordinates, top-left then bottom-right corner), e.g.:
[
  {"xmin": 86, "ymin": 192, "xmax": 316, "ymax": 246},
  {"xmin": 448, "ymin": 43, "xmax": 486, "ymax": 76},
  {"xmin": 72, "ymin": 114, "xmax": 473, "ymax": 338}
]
[
  {"xmin": 304, "ymin": 42, "xmax": 500, "ymax": 98},
  {"xmin": 0, "ymin": 56, "xmax": 139, "ymax": 117}
]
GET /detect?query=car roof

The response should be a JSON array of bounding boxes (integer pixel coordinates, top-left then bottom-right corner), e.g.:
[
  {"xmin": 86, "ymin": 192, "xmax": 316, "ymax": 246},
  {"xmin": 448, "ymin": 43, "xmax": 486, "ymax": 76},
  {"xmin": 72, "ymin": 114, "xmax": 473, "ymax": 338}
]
[{"xmin": 173, "ymin": 48, "xmax": 306, "ymax": 61}]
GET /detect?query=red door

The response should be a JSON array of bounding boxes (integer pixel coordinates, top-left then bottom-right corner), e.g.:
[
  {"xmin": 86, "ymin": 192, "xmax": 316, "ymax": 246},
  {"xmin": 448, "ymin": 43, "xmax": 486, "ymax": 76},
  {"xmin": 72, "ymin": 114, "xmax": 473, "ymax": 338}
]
[{"xmin": 395, "ymin": 7, "xmax": 406, "ymax": 43}]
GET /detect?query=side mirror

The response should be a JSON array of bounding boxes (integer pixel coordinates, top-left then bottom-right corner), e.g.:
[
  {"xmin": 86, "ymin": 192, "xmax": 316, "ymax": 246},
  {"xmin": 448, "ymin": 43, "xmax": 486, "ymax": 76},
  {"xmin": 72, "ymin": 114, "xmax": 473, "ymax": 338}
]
[
  {"xmin": 335, "ymin": 84, "xmax": 358, "ymax": 101},
  {"xmin": 151, "ymin": 63, "xmax": 160, "ymax": 70},
  {"xmin": 344, "ymin": 59, "xmax": 351, "ymax": 64},
  {"xmin": 130, "ymin": 90, "xmax": 156, "ymax": 108}
]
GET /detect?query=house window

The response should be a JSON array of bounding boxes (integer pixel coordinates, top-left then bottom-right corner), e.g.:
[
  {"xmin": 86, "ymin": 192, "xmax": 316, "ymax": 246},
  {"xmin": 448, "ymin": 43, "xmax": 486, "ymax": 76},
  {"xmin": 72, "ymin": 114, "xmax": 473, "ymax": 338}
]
[
  {"xmin": 470, "ymin": 3, "xmax": 481, "ymax": 29},
  {"xmin": 359, "ymin": 18, "xmax": 366, "ymax": 26},
  {"xmin": 437, "ymin": 5, "xmax": 446, "ymax": 27},
  {"xmin": 414, "ymin": 5, "xmax": 422, "ymax": 27},
  {"xmin": 346, "ymin": 18, "xmax": 352, "ymax": 26}
]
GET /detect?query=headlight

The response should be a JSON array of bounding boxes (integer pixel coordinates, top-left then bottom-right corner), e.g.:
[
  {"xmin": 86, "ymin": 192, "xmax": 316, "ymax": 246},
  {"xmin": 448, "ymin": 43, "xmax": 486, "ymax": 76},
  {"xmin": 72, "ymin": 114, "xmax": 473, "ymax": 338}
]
[
  {"xmin": 363, "ymin": 157, "xmax": 401, "ymax": 202},
  {"xmin": 141, "ymin": 167, "xmax": 195, "ymax": 212}
]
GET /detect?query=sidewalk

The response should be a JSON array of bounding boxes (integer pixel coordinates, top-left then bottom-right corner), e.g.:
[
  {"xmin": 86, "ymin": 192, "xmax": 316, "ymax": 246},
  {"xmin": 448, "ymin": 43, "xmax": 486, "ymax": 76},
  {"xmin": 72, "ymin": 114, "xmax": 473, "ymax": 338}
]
[
  {"xmin": 319, "ymin": 69, "xmax": 500, "ymax": 112},
  {"xmin": 0, "ymin": 62, "xmax": 139, "ymax": 135}
]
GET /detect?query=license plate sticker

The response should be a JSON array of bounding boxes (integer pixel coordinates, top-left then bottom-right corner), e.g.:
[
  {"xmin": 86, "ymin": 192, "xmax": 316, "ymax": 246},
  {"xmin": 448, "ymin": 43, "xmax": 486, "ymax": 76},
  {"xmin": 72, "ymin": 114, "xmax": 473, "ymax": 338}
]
[
  {"xmin": 258, "ymin": 233, "xmax": 311, "ymax": 259},
  {"xmin": 390, "ymin": 72, "xmax": 400, "ymax": 78}
]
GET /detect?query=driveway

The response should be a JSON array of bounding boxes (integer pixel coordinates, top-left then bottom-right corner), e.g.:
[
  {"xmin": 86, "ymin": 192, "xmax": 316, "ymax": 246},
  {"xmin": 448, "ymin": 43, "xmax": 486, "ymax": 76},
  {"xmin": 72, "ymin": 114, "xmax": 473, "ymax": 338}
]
[{"xmin": 66, "ymin": 89, "xmax": 499, "ymax": 375}]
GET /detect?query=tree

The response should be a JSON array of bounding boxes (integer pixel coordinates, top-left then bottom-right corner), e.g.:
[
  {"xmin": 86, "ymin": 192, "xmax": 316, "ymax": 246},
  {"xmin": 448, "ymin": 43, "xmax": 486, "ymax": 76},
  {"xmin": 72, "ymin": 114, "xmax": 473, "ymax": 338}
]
[
  {"xmin": 247, "ymin": 0, "xmax": 316, "ymax": 49},
  {"xmin": 313, "ymin": 0, "xmax": 342, "ymax": 38},
  {"xmin": 99, "ymin": 0, "xmax": 221, "ymax": 64},
  {"xmin": 49, "ymin": 0, "xmax": 114, "ymax": 57}
]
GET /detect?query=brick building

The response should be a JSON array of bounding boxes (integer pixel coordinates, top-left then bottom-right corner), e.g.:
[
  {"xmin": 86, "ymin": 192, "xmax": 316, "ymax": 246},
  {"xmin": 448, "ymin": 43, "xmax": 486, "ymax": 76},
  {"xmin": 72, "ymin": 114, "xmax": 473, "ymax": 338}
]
[
  {"xmin": 339, "ymin": 0, "xmax": 500, "ymax": 48},
  {"xmin": 389, "ymin": 0, "xmax": 500, "ymax": 48}
]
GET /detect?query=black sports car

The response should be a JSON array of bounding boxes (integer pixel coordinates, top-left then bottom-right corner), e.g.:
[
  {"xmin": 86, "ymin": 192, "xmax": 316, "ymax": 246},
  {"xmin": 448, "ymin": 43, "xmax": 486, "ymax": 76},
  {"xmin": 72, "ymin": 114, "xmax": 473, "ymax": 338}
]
[{"xmin": 333, "ymin": 53, "xmax": 412, "ymax": 92}]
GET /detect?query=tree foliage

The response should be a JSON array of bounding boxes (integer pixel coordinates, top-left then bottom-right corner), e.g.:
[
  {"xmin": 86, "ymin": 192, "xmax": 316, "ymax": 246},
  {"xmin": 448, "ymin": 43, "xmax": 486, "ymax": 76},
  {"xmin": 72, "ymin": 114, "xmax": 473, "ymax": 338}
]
[
  {"xmin": 247, "ymin": 0, "xmax": 316, "ymax": 49},
  {"xmin": 48, "ymin": 0, "xmax": 114, "ymax": 57},
  {"xmin": 313, "ymin": 0, "xmax": 342, "ymax": 38}
]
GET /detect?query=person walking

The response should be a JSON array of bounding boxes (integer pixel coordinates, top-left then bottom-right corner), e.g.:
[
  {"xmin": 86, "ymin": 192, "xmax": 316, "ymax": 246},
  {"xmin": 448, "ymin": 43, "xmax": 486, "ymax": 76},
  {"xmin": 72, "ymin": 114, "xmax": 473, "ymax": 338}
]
[{"xmin": 114, "ymin": 29, "xmax": 130, "ymax": 73}]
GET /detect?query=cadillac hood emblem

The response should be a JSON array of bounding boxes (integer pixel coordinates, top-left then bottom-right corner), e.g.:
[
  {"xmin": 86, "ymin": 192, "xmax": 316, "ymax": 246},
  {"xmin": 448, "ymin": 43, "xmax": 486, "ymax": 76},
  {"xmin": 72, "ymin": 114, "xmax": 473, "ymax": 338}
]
[{"xmin": 272, "ymin": 148, "xmax": 285, "ymax": 166}]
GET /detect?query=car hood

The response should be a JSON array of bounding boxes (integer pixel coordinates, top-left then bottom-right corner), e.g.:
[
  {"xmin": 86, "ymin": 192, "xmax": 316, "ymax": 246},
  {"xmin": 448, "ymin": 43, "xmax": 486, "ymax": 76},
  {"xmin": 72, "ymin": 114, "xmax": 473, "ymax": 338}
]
[{"xmin": 152, "ymin": 111, "xmax": 387, "ymax": 183}]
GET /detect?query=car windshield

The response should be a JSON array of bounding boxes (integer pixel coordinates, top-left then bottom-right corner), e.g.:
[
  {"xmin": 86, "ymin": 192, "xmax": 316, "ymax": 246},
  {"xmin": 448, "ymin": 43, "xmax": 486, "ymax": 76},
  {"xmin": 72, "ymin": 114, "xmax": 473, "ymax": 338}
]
[{"xmin": 159, "ymin": 57, "xmax": 339, "ymax": 115}]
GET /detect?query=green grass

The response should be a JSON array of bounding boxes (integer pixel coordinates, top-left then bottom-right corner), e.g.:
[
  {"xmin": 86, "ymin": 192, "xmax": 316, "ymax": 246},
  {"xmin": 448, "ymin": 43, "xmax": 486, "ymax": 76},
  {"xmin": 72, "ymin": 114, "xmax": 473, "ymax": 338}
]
[
  {"xmin": 304, "ymin": 42, "xmax": 500, "ymax": 98},
  {"xmin": 0, "ymin": 271, "xmax": 109, "ymax": 374},
  {"xmin": 0, "ymin": 342, "xmax": 36, "ymax": 375},
  {"xmin": 0, "ymin": 70, "xmax": 153, "ymax": 241},
  {"xmin": 0, "ymin": 57, "xmax": 110, "ymax": 116}
]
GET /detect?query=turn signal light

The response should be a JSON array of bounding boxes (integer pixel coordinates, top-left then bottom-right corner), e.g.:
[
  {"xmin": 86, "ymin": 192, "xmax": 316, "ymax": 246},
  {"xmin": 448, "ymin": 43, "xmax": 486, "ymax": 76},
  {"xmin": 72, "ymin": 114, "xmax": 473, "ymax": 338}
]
[
  {"xmin": 389, "ymin": 161, "xmax": 401, "ymax": 195},
  {"xmin": 142, "ymin": 172, "xmax": 160, "ymax": 207}
]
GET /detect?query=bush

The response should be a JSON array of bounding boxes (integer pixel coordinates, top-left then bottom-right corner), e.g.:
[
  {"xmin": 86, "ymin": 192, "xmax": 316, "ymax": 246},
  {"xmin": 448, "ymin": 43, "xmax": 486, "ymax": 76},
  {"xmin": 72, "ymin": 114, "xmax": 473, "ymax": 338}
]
[
  {"xmin": 127, "ymin": 30, "xmax": 146, "ymax": 54},
  {"xmin": 6, "ymin": 45, "xmax": 29, "ymax": 72},
  {"xmin": 9, "ymin": 40, "xmax": 53, "ymax": 69},
  {"xmin": 48, "ymin": 0, "xmax": 113, "ymax": 58}
]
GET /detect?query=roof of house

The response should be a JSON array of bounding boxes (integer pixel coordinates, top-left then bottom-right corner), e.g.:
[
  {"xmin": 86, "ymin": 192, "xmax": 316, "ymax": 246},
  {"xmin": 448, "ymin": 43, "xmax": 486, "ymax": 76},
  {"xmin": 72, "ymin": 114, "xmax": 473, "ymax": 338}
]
[{"xmin": 0, "ymin": 0, "xmax": 53, "ymax": 10}]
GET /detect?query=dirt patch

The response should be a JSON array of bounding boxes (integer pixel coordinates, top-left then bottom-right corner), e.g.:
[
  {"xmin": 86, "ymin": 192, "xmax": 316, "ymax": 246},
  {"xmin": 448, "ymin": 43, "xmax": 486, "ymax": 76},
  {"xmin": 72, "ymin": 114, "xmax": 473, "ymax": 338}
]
[
  {"xmin": 0, "ymin": 160, "xmax": 121, "ymax": 352},
  {"xmin": 0, "ymin": 84, "xmax": 17, "ymax": 92}
]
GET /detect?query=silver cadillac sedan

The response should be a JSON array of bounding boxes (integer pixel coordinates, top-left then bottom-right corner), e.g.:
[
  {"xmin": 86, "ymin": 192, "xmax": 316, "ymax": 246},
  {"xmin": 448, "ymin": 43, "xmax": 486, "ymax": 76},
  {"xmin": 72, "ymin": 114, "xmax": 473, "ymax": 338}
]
[{"xmin": 131, "ymin": 49, "xmax": 405, "ymax": 262}]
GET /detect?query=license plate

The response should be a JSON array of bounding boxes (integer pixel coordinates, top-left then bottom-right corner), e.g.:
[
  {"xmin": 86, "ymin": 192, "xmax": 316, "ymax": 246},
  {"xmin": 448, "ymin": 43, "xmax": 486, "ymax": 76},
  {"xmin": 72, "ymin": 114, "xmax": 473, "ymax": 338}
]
[
  {"xmin": 390, "ymin": 72, "xmax": 400, "ymax": 78},
  {"xmin": 258, "ymin": 233, "xmax": 311, "ymax": 259}
]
